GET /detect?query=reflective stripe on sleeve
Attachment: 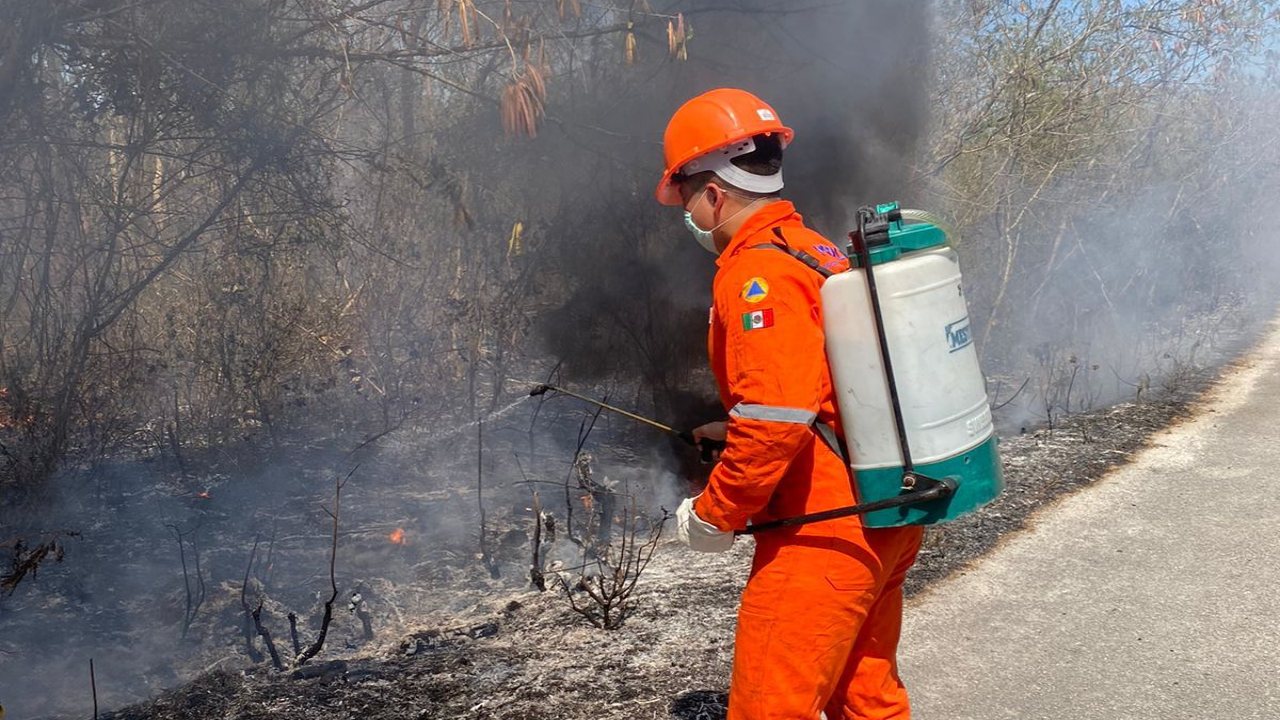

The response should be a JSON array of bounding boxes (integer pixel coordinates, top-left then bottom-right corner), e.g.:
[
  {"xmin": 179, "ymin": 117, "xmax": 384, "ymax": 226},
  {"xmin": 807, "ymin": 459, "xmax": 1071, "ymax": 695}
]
[{"xmin": 729, "ymin": 403, "xmax": 817, "ymax": 425}]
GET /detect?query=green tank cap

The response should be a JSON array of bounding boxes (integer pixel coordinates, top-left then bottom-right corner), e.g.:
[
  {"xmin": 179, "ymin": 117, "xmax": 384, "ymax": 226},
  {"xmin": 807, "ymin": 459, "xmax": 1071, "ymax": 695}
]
[{"xmin": 857, "ymin": 201, "xmax": 950, "ymax": 266}]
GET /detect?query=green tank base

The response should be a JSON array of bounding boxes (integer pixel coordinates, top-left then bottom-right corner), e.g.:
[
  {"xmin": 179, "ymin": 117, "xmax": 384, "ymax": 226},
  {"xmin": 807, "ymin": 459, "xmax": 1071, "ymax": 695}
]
[{"xmin": 857, "ymin": 435, "xmax": 1003, "ymax": 527}]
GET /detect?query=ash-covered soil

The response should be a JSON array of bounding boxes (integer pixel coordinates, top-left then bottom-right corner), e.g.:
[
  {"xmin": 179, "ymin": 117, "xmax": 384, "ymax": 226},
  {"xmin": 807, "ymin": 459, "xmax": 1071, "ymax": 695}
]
[{"xmin": 95, "ymin": 371, "xmax": 1220, "ymax": 720}]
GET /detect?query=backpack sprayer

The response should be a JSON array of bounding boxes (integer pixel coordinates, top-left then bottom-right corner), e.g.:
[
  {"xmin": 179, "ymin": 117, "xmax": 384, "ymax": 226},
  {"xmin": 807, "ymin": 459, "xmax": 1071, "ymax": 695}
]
[
  {"xmin": 744, "ymin": 203, "xmax": 1003, "ymax": 533},
  {"xmin": 533, "ymin": 203, "xmax": 1002, "ymax": 531}
]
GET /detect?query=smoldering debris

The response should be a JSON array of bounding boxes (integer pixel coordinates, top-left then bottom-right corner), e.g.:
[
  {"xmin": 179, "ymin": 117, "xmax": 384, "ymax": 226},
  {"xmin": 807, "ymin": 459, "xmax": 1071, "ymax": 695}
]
[{"xmin": 0, "ymin": 390, "xmax": 687, "ymax": 717}]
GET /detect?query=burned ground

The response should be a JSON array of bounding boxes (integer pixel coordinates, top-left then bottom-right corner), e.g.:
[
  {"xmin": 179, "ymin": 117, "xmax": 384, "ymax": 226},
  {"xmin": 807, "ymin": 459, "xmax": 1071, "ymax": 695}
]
[
  {"xmin": 81, "ymin": 362, "xmax": 1221, "ymax": 720},
  {"xmin": 0, "ymin": 301, "xmax": 1256, "ymax": 719}
]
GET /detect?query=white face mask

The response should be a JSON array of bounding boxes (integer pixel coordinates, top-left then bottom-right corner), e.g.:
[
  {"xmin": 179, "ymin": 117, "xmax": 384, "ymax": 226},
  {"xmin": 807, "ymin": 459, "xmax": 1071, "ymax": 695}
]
[
  {"xmin": 684, "ymin": 208, "xmax": 717, "ymax": 254},
  {"xmin": 683, "ymin": 190, "xmax": 765, "ymax": 255}
]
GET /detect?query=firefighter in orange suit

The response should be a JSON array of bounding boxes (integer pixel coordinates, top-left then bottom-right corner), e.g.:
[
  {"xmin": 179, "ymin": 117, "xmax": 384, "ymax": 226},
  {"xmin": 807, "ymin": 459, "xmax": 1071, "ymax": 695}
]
[{"xmin": 662, "ymin": 88, "xmax": 925, "ymax": 720}]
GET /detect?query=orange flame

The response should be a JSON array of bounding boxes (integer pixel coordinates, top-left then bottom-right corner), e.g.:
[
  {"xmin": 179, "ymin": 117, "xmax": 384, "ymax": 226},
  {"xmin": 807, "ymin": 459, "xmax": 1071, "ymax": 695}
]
[{"xmin": 388, "ymin": 528, "xmax": 406, "ymax": 545}]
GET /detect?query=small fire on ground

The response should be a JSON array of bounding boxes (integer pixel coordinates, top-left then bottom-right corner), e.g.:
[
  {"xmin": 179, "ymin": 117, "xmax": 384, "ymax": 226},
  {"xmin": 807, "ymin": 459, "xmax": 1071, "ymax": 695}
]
[{"xmin": 388, "ymin": 528, "xmax": 407, "ymax": 545}]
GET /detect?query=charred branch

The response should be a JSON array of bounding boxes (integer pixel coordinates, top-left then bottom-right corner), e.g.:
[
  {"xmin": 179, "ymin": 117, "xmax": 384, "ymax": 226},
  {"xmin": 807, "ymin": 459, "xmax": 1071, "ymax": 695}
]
[
  {"xmin": 165, "ymin": 523, "xmax": 206, "ymax": 640},
  {"xmin": 356, "ymin": 605, "xmax": 374, "ymax": 641},
  {"xmin": 477, "ymin": 420, "xmax": 500, "ymax": 579},
  {"xmin": 239, "ymin": 536, "xmax": 264, "ymax": 663},
  {"xmin": 514, "ymin": 453, "xmax": 547, "ymax": 592},
  {"xmin": 574, "ymin": 453, "xmax": 616, "ymax": 547},
  {"xmin": 529, "ymin": 488, "xmax": 546, "ymax": 592},
  {"xmin": 563, "ymin": 402, "xmax": 606, "ymax": 546},
  {"xmin": 287, "ymin": 612, "xmax": 302, "ymax": 657},
  {"xmin": 992, "ymin": 376, "xmax": 1032, "ymax": 411},
  {"xmin": 89, "ymin": 657, "xmax": 98, "ymax": 720},
  {"xmin": 559, "ymin": 500, "xmax": 669, "ymax": 631},
  {"xmin": 1, "ymin": 532, "xmax": 77, "ymax": 596},
  {"xmin": 251, "ymin": 600, "xmax": 285, "ymax": 671},
  {"xmin": 258, "ymin": 520, "xmax": 279, "ymax": 588},
  {"xmin": 294, "ymin": 466, "xmax": 355, "ymax": 667},
  {"xmin": 167, "ymin": 389, "xmax": 185, "ymax": 473}
]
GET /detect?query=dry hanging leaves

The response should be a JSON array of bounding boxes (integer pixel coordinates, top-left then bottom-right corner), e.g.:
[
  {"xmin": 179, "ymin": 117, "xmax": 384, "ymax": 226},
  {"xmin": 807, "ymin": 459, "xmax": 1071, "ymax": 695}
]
[
  {"xmin": 666, "ymin": 13, "xmax": 687, "ymax": 61},
  {"xmin": 557, "ymin": 0, "xmax": 581, "ymax": 20},
  {"xmin": 456, "ymin": 0, "xmax": 476, "ymax": 46},
  {"xmin": 625, "ymin": 21, "xmax": 637, "ymax": 65},
  {"xmin": 501, "ymin": 64, "xmax": 547, "ymax": 138},
  {"xmin": 507, "ymin": 220, "xmax": 524, "ymax": 256}
]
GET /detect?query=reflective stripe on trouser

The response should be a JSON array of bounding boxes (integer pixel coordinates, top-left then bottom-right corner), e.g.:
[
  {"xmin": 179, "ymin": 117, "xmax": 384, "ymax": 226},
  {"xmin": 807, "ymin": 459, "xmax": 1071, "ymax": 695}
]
[{"xmin": 726, "ymin": 525, "xmax": 924, "ymax": 720}]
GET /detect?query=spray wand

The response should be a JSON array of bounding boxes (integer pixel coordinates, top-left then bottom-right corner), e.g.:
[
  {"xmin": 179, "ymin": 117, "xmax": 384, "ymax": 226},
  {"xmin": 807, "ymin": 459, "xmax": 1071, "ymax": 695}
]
[{"xmin": 528, "ymin": 383, "xmax": 724, "ymax": 462}]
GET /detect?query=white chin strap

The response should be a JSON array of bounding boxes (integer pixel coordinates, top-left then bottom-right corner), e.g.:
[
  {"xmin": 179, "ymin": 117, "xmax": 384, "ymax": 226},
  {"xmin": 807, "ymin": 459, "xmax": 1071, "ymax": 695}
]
[{"xmin": 680, "ymin": 137, "xmax": 784, "ymax": 195}]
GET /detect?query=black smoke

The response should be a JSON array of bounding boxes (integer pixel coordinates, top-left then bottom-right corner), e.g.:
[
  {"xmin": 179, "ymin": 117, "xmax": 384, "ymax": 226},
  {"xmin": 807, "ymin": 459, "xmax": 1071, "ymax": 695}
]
[{"xmin": 529, "ymin": 0, "xmax": 932, "ymax": 426}]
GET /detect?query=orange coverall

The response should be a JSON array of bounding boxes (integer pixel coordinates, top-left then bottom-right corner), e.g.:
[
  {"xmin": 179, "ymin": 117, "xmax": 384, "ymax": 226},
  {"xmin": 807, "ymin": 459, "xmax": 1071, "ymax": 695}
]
[{"xmin": 696, "ymin": 200, "xmax": 924, "ymax": 720}]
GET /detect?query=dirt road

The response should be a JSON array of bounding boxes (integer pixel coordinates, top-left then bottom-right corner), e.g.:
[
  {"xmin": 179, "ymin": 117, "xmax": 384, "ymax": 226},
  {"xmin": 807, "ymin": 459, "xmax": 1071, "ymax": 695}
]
[{"xmin": 899, "ymin": 323, "xmax": 1280, "ymax": 719}]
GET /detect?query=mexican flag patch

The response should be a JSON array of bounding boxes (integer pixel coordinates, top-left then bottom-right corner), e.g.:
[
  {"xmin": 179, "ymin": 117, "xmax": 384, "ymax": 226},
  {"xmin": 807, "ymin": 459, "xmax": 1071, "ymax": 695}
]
[{"xmin": 741, "ymin": 308, "xmax": 775, "ymax": 331}]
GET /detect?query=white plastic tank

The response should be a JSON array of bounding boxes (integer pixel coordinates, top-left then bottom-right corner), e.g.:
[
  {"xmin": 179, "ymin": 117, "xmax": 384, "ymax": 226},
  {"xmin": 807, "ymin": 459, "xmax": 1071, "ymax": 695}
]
[{"xmin": 822, "ymin": 245, "xmax": 994, "ymax": 470}]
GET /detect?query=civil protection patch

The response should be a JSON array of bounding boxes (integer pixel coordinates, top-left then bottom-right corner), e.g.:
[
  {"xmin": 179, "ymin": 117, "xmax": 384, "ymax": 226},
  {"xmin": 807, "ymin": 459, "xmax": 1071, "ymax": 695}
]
[{"xmin": 741, "ymin": 277, "xmax": 770, "ymax": 303}]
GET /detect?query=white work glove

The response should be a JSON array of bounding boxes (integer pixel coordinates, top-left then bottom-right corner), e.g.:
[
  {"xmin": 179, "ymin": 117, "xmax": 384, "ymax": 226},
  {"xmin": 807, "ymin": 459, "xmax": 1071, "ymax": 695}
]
[{"xmin": 676, "ymin": 495, "xmax": 735, "ymax": 553}]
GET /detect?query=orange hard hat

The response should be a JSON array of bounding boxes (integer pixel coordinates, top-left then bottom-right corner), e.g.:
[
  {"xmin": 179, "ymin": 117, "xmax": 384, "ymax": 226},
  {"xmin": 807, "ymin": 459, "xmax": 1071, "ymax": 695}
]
[{"xmin": 655, "ymin": 88, "xmax": 794, "ymax": 206}]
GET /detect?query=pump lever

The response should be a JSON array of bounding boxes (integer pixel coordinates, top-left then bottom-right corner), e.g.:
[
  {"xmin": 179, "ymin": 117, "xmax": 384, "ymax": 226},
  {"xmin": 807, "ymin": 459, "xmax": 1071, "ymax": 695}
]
[{"xmin": 738, "ymin": 475, "xmax": 957, "ymax": 535}]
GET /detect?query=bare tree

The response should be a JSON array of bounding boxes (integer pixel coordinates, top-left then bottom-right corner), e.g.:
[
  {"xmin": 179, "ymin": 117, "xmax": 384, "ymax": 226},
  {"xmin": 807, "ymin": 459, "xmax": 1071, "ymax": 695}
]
[
  {"xmin": 924, "ymin": 0, "xmax": 1280, "ymax": 416},
  {"xmin": 239, "ymin": 535, "xmax": 265, "ymax": 663},
  {"xmin": 294, "ymin": 466, "xmax": 356, "ymax": 667},
  {"xmin": 0, "ymin": 0, "xmax": 684, "ymax": 497},
  {"xmin": 165, "ymin": 523, "xmax": 206, "ymax": 640},
  {"xmin": 559, "ymin": 498, "xmax": 669, "ymax": 631},
  {"xmin": 251, "ymin": 600, "xmax": 285, "ymax": 671}
]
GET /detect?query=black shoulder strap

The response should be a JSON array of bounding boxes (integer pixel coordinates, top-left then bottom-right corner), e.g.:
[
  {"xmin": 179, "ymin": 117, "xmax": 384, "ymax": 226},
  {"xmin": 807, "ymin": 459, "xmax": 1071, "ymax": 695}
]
[
  {"xmin": 747, "ymin": 227, "xmax": 835, "ymax": 279},
  {"xmin": 749, "ymin": 228, "xmax": 852, "ymax": 469}
]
